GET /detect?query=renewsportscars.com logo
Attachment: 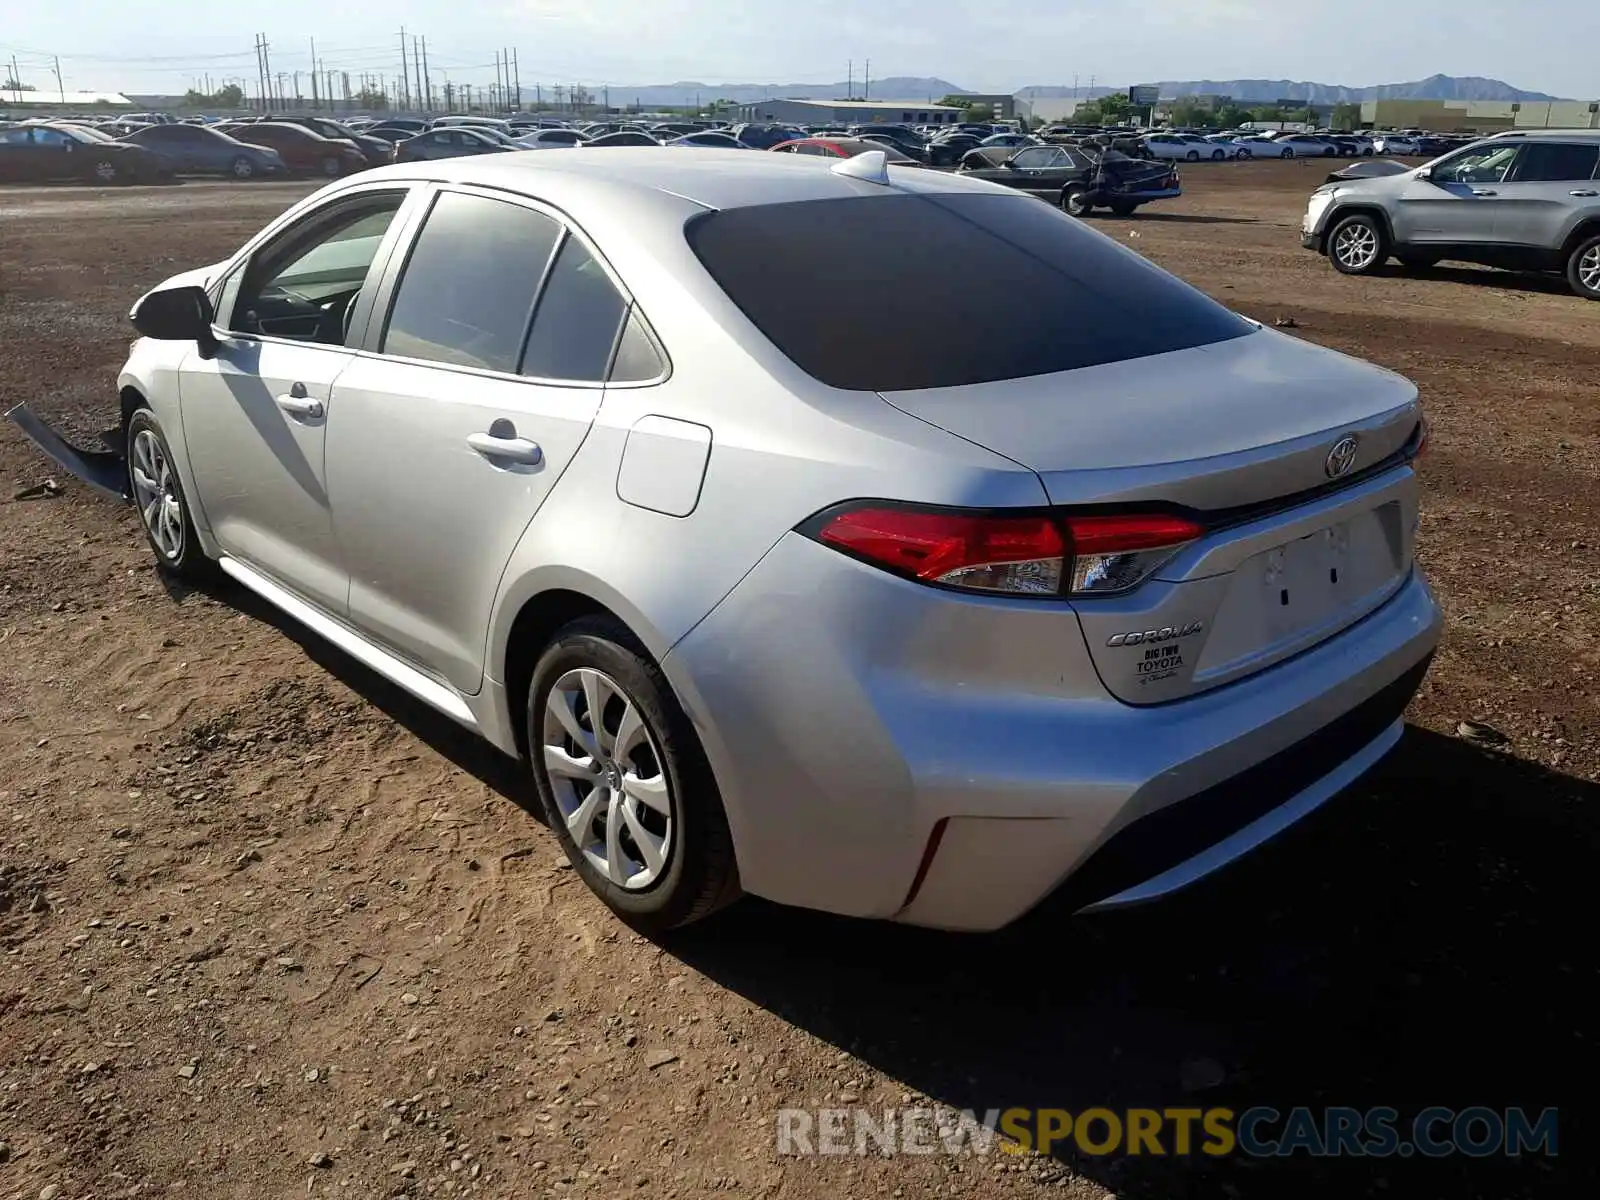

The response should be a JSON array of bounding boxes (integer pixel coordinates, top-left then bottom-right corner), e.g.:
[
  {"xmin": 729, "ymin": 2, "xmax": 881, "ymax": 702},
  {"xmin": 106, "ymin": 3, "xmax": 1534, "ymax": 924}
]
[{"xmin": 775, "ymin": 1105, "xmax": 1559, "ymax": 1159}]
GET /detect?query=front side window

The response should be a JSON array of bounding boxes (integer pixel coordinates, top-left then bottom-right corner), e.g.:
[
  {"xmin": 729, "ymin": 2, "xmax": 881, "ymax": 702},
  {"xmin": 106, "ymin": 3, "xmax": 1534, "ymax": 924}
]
[
  {"xmin": 1431, "ymin": 145, "xmax": 1519, "ymax": 185},
  {"xmin": 1510, "ymin": 142, "xmax": 1600, "ymax": 183},
  {"xmin": 381, "ymin": 191, "xmax": 561, "ymax": 372},
  {"xmin": 229, "ymin": 193, "xmax": 405, "ymax": 343}
]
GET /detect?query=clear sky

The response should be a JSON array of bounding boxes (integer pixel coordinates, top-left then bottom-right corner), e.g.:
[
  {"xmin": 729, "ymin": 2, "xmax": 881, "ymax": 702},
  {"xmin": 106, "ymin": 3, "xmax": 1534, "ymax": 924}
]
[{"xmin": 2, "ymin": 1, "xmax": 1594, "ymax": 99}]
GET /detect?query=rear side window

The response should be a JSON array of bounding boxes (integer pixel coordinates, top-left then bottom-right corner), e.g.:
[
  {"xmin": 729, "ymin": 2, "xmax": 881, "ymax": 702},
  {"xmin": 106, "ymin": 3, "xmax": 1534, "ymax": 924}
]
[
  {"xmin": 519, "ymin": 237, "xmax": 628, "ymax": 382},
  {"xmin": 381, "ymin": 191, "xmax": 561, "ymax": 373},
  {"xmin": 686, "ymin": 192, "xmax": 1252, "ymax": 391},
  {"xmin": 1512, "ymin": 142, "xmax": 1600, "ymax": 183}
]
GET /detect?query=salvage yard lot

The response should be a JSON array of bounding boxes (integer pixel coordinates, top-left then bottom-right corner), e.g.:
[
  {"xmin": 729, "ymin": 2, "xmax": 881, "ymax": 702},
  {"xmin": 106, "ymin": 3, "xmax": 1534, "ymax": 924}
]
[{"xmin": 0, "ymin": 161, "xmax": 1593, "ymax": 1198}]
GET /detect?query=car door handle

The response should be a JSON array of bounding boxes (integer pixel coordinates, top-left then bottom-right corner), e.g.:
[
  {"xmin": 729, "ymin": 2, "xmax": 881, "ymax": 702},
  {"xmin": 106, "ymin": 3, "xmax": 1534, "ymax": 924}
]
[
  {"xmin": 1570, "ymin": 189, "xmax": 1599, "ymax": 197},
  {"xmin": 468, "ymin": 432, "xmax": 543, "ymax": 465},
  {"xmin": 1470, "ymin": 189, "xmax": 1498, "ymax": 197},
  {"xmin": 274, "ymin": 383, "xmax": 323, "ymax": 419}
]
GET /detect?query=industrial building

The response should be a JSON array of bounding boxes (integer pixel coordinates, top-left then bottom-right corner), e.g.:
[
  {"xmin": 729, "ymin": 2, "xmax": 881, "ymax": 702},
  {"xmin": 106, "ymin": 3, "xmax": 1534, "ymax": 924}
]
[
  {"xmin": 1361, "ymin": 98, "xmax": 1600, "ymax": 132},
  {"xmin": 727, "ymin": 97, "xmax": 966, "ymax": 127}
]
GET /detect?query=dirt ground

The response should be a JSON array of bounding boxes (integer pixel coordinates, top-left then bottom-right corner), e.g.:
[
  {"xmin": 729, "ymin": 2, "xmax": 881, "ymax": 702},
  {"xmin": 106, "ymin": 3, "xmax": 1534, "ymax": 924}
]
[{"xmin": 0, "ymin": 162, "xmax": 1593, "ymax": 1200}]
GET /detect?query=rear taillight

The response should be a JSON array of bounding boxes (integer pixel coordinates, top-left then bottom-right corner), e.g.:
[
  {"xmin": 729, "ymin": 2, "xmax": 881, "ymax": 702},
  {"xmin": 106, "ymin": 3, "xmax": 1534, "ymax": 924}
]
[
  {"xmin": 802, "ymin": 504, "xmax": 1202, "ymax": 598},
  {"xmin": 1413, "ymin": 414, "xmax": 1430, "ymax": 459}
]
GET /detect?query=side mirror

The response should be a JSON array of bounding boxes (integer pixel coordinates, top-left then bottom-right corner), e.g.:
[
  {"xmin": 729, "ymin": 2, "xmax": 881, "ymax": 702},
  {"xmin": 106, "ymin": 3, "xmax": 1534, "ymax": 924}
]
[
  {"xmin": 131, "ymin": 285, "xmax": 218, "ymax": 352},
  {"xmin": 1001, "ymin": 158, "xmax": 1017, "ymax": 169},
  {"xmin": 1414, "ymin": 166, "xmax": 1433, "ymax": 181}
]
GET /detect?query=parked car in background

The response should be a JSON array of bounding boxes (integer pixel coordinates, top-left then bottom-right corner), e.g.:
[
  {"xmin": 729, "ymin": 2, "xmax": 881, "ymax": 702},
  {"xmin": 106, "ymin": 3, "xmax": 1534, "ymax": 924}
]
[
  {"xmin": 1143, "ymin": 133, "xmax": 1209, "ymax": 160},
  {"xmin": 924, "ymin": 131, "xmax": 986, "ymax": 165},
  {"xmin": 10, "ymin": 148, "xmax": 1440, "ymax": 935},
  {"xmin": 516, "ymin": 128, "xmax": 591, "ymax": 149},
  {"xmin": 851, "ymin": 126, "xmax": 929, "ymax": 161},
  {"xmin": 1274, "ymin": 134, "xmax": 1339, "ymax": 158},
  {"xmin": 667, "ymin": 132, "xmax": 747, "ymax": 149},
  {"xmin": 0, "ymin": 122, "xmax": 164, "ymax": 184},
  {"xmin": 1323, "ymin": 158, "xmax": 1412, "ymax": 184},
  {"xmin": 119, "ymin": 122, "xmax": 286, "ymax": 179},
  {"xmin": 1232, "ymin": 135, "xmax": 1290, "ymax": 158},
  {"xmin": 1302, "ymin": 130, "xmax": 1600, "ymax": 299},
  {"xmin": 1202, "ymin": 134, "xmax": 1249, "ymax": 159},
  {"xmin": 586, "ymin": 131, "xmax": 662, "ymax": 148},
  {"xmin": 276, "ymin": 115, "xmax": 397, "ymax": 167},
  {"xmin": 982, "ymin": 132, "xmax": 1037, "ymax": 149},
  {"xmin": 771, "ymin": 137, "xmax": 917, "ymax": 163},
  {"xmin": 395, "ymin": 126, "xmax": 514, "ymax": 161},
  {"xmin": 958, "ymin": 143, "xmax": 1181, "ymax": 215},
  {"xmin": 1371, "ymin": 134, "xmax": 1423, "ymax": 156},
  {"xmin": 217, "ymin": 122, "xmax": 367, "ymax": 177}
]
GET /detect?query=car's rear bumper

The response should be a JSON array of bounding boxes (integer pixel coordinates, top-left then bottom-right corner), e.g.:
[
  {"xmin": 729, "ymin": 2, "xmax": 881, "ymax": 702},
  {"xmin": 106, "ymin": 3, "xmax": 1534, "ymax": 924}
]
[
  {"xmin": 664, "ymin": 533, "xmax": 1442, "ymax": 931},
  {"xmin": 1119, "ymin": 187, "xmax": 1182, "ymax": 201},
  {"xmin": 4, "ymin": 402, "xmax": 130, "ymax": 502}
]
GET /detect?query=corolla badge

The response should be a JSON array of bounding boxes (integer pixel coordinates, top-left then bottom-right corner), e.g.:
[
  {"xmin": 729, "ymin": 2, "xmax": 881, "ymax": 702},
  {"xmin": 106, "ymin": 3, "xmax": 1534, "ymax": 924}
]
[{"xmin": 1325, "ymin": 434, "xmax": 1360, "ymax": 478}]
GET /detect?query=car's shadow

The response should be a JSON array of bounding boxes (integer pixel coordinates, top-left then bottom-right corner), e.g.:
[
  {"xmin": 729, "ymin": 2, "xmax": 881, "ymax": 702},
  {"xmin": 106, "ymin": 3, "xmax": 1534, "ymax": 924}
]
[
  {"xmin": 1371, "ymin": 262, "xmax": 1577, "ymax": 298},
  {"xmin": 160, "ymin": 570, "xmax": 1589, "ymax": 1197},
  {"xmin": 1108, "ymin": 212, "xmax": 1258, "ymax": 226}
]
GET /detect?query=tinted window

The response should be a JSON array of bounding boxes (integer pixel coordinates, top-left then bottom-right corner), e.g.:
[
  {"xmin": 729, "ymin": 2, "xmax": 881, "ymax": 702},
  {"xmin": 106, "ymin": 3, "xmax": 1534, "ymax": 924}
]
[
  {"xmin": 1010, "ymin": 147, "xmax": 1053, "ymax": 168},
  {"xmin": 1513, "ymin": 142, "xmax": 1600, "ymax": 182},
  {"xmin": 381, "ymin": 192, "xmax": 561, "ymax": 372},
  {"xmin": 686, "ymin": 193, "xmax": 1252, "ymax": 392},
  {"xmin": 520, "ymin": 237, "xmax": 628, "ymax": 382},
  {"xmin": 608, "ymin": 310, "xmax": 666, "ymax": 382}
]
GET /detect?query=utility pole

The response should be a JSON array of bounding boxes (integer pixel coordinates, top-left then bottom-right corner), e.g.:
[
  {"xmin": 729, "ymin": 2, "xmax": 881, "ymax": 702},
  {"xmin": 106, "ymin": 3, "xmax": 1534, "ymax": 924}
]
[
  {"xmin": 421, "ymin": 38, "xmax": 432, "ymax": 112},
  {"xmin": 399, "ymin": 29, "xmax": 410, "ymax": 110},
  {"xmin": 494, "ymin": 51, "xmax": 503, "ymax": 110},
  {"xmin": 254, "ymin": 34, "xmax": 266, "ymax": 112},
  {"xmin": 310, "ymin": 38, "xmax": 318, "ymax": 109},
  {"xmin": 864, "ymin": 59, "xmax": 870, "ymax": 101},
  {"xmin": 52, "ymin": 56, "xmax": 64, "ymax": 103},
  {"xmin": 262, "ymin": 36, "xmax": 274, "ymax": 111},
  {"xmin": 848, "ymin": 61, "xmax": 853, "ymax": 101},
  {"xmin": 512, "ymin": 48, "xmax": 520, "ymax": 110}
]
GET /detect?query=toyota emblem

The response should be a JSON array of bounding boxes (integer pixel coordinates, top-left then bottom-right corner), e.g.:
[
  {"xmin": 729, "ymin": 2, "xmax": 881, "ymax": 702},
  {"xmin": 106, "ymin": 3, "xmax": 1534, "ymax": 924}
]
[{"xmin": 1324, "ymin": 435, "xmax": 1359, "ymax": 478}]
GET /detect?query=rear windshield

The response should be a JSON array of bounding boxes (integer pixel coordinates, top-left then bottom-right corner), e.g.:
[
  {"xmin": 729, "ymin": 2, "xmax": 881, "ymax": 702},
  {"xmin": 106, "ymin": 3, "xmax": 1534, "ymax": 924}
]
[{"xmin": 685, "ymin": 192, "xmax": 1252, "ymax": 391}]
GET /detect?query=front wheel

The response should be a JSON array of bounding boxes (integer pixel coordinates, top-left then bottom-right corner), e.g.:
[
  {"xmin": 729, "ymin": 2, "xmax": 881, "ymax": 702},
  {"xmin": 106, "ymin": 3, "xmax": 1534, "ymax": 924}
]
[
  {"xmin": 1281, "ymin": 147, "xmax": 1293, "ymax": 158},
  {"xmin": 126, "ymin": 409, "xmax": 213, "ymax": 579},
  {"xmin": 1185, "ymin": 149, "xmax": 1200, "ymax": 161},
  {"xmin": 1238, "ymin": 148, "xmax": 1252, "ymax": 160},
  {"xmin": 1327, "ymin": 213, "xmax": 1389, "ymax": 275},
  {"xmin": 1211, "ymin": 149, "xmax": 1225, "ymax": 161},
  {"xmin": 321, "ymin": 156, "xmax": 342, "ymax": 176},
  {"xmin": 91, "ymin": 159, "xmax": 120, "ymax": 184},
  {"xmin": 1565, "ymin": 234, "xmax": 1600, "ymax": 300},
  {"xmin": 528, "ymin": 617, "xmax": 740, "ymax": 932},
  {"xmin": 1061, "ymin": 184, "xmax": 1094, "ymax": 217},
  {"xmin": 229, "ymin": 155, "xmax": 255, "ymax": 180}
]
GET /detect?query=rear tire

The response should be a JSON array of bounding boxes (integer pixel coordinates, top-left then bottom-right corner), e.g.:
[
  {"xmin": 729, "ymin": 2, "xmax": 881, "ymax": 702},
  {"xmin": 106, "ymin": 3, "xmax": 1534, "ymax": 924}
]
[
  {"xmin": 1185, "ymin": 149, "xmax": 1200, "ymax": 161},
  {"xmin": 321, "ymin": 156, "xmax": 341, "ymax": 177},
  {"xmin": 1327, "ymin": 213, "xmax": 1389, "ymax": 275},
  {"xmin": 1109, "ymin": 201, "xmax": 1138, "ymax": 217},
  {"xmin": 1061, "ymin": 184, "xmax": 1094, "ymax": 217},
  {"xmin": 1211, "ymin": 149, "xmax": 1225, "ymax": 161},
  {"xmin": 527, "ymin": 616, "xmax": 740, "ymax": 932},
  {"xmin": 1565, "ymin": 233, "xmax": 1600, "ymax": 300},
  {"xmin": 126, "ymin": 408, "xmax": 213, "ymax": 580}
]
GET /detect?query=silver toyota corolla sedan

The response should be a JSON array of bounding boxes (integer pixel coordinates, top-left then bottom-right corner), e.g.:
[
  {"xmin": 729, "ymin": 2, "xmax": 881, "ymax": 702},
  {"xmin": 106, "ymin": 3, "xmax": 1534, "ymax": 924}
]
[{"xmin": 9, "ymin": 148, "xmax": 1441, "ymax": 932}]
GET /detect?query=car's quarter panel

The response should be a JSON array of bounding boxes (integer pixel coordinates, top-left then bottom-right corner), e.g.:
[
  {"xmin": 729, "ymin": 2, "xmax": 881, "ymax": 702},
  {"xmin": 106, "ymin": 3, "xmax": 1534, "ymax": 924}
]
[
  {"xmin": 327, "ymin": 357, "xmax": 601, "ymax": 692},
  {"xmin": 664, "ymin": 530, "xmax": 1442, "ymax": 926},
  {"xmin": 178, "ymin": 339, "xmax": 353, "ymax": 612}
]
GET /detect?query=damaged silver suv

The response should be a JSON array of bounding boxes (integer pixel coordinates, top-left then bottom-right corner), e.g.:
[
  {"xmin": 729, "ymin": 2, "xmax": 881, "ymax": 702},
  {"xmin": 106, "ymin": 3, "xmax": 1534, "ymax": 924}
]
[{"xmin": 1301, "ymin": 129, "xmax": 1600, "ymax": 299}]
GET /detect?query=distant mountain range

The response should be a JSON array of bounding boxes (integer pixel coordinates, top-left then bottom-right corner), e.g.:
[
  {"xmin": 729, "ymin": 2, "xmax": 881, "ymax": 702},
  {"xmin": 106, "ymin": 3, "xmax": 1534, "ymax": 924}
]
[
  {"xmin": 1015, "ymin": 75, "xmax": 1563, "ymax": 103},
  {"xmin": 599, "ymin": 73, "xmax": 1562, "ymax": 109}
]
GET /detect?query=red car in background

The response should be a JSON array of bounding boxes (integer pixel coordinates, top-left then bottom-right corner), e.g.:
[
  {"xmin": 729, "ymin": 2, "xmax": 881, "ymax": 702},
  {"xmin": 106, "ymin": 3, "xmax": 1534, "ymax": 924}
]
[
  {"xmin": 214, "ymin": 121, "xmax": 367, "ymax": 177},
  {"xmin": 769, "ymin": 137, "xmax": 918, "ymax": 163}
]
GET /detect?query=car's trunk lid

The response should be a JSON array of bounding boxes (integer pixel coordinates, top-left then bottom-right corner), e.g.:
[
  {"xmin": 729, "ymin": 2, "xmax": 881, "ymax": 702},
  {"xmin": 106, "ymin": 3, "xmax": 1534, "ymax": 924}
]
[{"xmin": 878, "ymin": 327, "xmax": 1424, "ymax": 703}]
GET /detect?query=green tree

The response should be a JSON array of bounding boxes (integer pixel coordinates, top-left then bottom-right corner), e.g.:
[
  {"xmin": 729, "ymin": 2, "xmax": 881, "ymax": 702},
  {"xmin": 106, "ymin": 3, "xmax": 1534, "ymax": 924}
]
[
  {"xmin": 1099, "ymin": 92, "xmax": 1133, "ymax": 120},
  {"xmin": 1168, "ymin": 99, "xmax": 1218, "ymax": 128},
  {"xmin": 1330, "ymin": 102, "xmax": 1361, "ymax": 130},
  {"xmin": 937, "ymin": 93, "xmax": 968, "ymax": 109},
  {"xmin": 962, "ymin": 101, "xmax": 995, "ymax": 123},
  {"xmin": 353, "ymin": 87, "xmax": 388, "ymax": 110},
  {"xmin": 4, "ymin": 76, "xmax": 35, "ymax": 91}
]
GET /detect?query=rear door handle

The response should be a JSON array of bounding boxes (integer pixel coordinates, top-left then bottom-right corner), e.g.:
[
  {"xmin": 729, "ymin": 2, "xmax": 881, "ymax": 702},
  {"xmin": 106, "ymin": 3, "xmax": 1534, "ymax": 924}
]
[
  {"xmin": 1569, "ymin": 189, "xmax": 1599, "ymax": 197},
  {"xmin": 468, "ymin": 432, "xmax": 543, "ymax": 465},
  {"xmin": 274, "ymin": 382, "xmax": 323, "ymax": 419},
  {"xmin": 1470, "ymin": 189, "xmax": 1498, "ymax": 197}
]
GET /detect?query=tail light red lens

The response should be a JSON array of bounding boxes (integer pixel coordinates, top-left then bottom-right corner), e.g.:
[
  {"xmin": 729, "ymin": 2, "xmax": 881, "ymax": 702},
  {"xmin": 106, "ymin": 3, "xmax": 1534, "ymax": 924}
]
[{"xmin": 804, "ymin": 504, "xmax": 1202, "ymax": 598}]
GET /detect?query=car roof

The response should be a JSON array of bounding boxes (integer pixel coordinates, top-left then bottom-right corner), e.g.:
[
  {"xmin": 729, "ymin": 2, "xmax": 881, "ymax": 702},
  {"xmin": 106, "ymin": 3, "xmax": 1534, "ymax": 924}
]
[
  {"xmin": 1483, "ymin": 128, "xmax": 1600, "ymax": 142},
  {"xmin": 344, "ymin": 146, "xmax": 1001, "ymax": 212}
]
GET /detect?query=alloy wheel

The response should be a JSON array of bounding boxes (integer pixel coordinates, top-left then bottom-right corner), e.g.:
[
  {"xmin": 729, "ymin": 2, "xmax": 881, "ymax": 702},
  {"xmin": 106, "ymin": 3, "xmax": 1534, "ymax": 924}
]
[
  {"xmin": 541, "ymin": 667, "xmax": 672, "ymax": 890},
  {"xmin": 231, "ymin": 157, "xmax": 253, "ymax": 179},
  {"xmin": 130, "ymin": 429, "xmax": 183, "ymax": 560},
  {"xmin": 1579, "ymin": 245, "xmax": 1600, "ymax": 294},
  {"xmin": 1334, "ymin": 222, "xmax": 1381, "ymax": 271},
  {"xmin": 94, "ymin": 160, "xmax": 117, "ymax": 183}
]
